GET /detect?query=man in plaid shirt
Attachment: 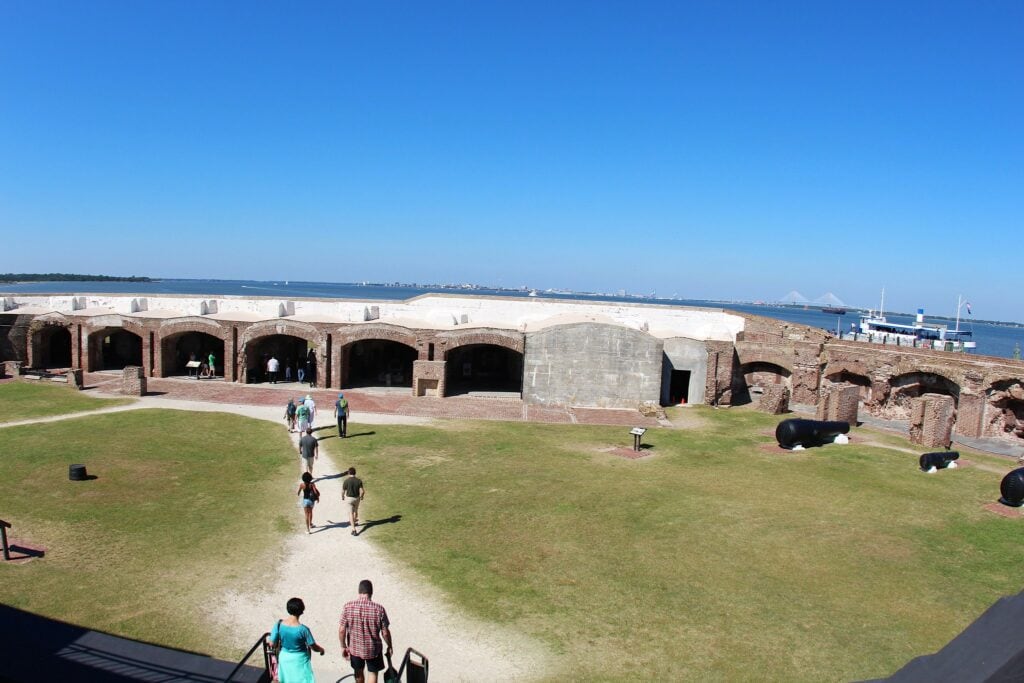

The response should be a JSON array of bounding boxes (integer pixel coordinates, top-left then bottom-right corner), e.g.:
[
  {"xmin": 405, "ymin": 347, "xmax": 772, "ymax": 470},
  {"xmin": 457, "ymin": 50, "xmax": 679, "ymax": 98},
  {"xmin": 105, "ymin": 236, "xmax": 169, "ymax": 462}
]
[{"xmin": 339, "ymin": 579, "xmax": 393, "ymax": 683}]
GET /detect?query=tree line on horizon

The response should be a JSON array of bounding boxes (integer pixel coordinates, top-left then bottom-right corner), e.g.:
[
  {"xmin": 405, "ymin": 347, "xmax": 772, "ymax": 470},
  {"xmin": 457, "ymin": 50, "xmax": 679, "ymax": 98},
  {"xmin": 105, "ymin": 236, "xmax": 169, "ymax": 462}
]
[{"xmin": 0, "ymin": 273, "xmax": 152, "ymax": 283}]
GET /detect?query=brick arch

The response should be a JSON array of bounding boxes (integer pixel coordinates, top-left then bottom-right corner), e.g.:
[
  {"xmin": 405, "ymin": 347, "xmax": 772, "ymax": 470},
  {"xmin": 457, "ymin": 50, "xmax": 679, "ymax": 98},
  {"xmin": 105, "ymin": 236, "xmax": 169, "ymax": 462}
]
[
  {"xmin": 735, "ymin": 349, "xmax": 795, "ymax": 375},
  {"xmin": 157, "ymin": 317, "xmax": 232, "ymax": 378},
  {"xmin": 158, "ymin": 317, "xmax": 231, "ymax": 342},
  {"xmin": 238, "ymin": 320, "xmax": 325, "ymax": 385},
  {"xmin": 239, "ymin": 320, "xmax": 324, "ymax": 348},
  {"xmin": 333, "ymin": 323, "xmax": 420, "ymax": 351},
  {"xmin": 435, "ymin": 328, "xmax": 525, "ymax": 358},
  {"xmin": 84, "ymin": 319, "xmax": 147, "ymax": 372},
  {"xmin": 28, "ymin": 314, "xmax": 73, "ymax": 369}
]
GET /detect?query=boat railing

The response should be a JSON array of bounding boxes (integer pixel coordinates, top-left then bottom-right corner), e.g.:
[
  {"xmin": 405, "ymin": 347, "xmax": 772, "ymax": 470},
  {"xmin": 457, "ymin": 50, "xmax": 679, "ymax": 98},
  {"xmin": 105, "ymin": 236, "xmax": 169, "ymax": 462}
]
[{"xmin": 840, "ymin": 332, "xmax": 970, "ymax": 352}]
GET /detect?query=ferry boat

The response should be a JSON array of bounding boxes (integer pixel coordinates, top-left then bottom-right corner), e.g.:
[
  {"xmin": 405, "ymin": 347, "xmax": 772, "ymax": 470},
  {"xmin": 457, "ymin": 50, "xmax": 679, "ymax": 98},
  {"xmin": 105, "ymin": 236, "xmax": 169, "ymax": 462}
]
[{"xmin": 841, "ymin": 293, "xmax": 976, "ymax": 352}]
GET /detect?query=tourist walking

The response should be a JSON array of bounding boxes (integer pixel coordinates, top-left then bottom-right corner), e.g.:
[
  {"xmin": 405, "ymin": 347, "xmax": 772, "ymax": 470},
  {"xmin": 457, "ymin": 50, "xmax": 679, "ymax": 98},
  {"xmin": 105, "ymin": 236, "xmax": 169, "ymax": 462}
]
[
  {"xmin": 285, "ymin": 357, "xmax": 293, "ymax": 382},
  {"xmin": 339, "ymin": 580, "xmax": 393, "ymax": 683},
  {"xmin": 334, "ymin": 392, "xmax": 349, "ymax": 438},
  {"xmin": 268, "ymin": 354, "xmax": 280, "ymax": 383},
  {"xmin": 342, "ymin": 467, "xmax": 364, "ymax": 536},
  {"xmin": 297, "ymin": 359, "xmax": 305, "ymax": 384},
  {"xmin": 284, "ymin": 398, "xmax": 297, "ymax": 433},
  {"xmin": 296, "ymin": 399, "xmax": 310, "ymax": 434},
  {"xmin": 305, "ymin": 394, "xmax": 317, "ymax": 428},
  {"xmin": 268, "ymin": 597, "xmax": 325, "ymax": 682},
  {"xmin": 297, "ymin": 472, "xmax": 320, "ymax": 533},
  {"xmin": 299, "ymin": 427, "xmax": 318, "ymax": 477}
]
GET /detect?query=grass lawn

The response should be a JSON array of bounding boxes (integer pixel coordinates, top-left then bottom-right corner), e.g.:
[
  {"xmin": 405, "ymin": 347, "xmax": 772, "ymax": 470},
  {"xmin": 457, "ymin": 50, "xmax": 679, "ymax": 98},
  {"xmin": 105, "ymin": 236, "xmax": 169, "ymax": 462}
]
[
  {"xmin": 0, "ymin": 408, "xmax": 297, "ymax": 658},
  {"xmin": 0, "ymin": 381, "xmax": 134, "ymax": 422},
  {"xmin": 325, "ymin": 407, "xmax": 1024, "ymax": 682}
]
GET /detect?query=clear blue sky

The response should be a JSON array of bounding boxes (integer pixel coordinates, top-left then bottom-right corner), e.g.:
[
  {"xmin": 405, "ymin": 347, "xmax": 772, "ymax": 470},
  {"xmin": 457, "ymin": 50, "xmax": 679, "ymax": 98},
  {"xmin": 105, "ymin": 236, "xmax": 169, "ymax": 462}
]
[{"xmin": 1, "ymin": 2, "xmax": 1021, "ymax": 320}]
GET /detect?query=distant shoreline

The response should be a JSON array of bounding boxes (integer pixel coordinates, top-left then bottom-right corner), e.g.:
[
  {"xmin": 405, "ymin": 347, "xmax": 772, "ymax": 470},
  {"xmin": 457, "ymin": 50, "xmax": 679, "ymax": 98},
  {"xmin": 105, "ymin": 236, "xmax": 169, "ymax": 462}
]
[{"xmin": 0, "ymin": 273, "xmax": 154, "ymax": 284}]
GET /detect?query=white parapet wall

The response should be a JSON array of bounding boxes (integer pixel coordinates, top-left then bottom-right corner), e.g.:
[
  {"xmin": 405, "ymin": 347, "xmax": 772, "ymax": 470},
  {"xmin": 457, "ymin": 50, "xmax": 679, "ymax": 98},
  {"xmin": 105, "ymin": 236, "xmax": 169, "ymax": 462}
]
[{"xmin": 2, "ymin": 292, "xmax": 745, "ymax": 342}]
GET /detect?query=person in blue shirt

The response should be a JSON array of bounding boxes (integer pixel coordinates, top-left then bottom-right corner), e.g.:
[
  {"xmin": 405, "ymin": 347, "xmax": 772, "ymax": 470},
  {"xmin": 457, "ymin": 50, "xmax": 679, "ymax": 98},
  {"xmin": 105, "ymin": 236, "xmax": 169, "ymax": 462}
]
[{"xmin": 268, "ymin": 597, "xmax": 325, "ymax": 682}]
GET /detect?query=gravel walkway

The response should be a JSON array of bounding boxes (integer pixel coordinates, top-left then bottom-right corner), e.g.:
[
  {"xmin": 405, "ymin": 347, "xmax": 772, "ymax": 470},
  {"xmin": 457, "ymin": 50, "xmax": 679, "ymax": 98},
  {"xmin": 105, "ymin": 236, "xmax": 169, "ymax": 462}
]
[{"xmin": 1, "ymin": 392, "xmax": 548, "ymax": 681}]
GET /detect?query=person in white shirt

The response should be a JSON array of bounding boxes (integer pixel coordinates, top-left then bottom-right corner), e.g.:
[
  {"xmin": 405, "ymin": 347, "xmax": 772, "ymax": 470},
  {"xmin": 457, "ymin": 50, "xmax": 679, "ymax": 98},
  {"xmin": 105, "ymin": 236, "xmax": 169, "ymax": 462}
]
[
  {"xmin": 267, "ymin": 355, "xmax": 281, "ymax": 384},
  {"xmin": 304, "ymin": 394, "xmax": 316, "ymax": 427}
]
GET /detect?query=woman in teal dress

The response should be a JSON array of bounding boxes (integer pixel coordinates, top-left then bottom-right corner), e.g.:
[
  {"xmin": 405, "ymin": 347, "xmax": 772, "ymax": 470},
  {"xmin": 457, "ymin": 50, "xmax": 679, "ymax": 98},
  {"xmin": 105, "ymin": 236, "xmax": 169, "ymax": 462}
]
[{"xmin": 268, "ymin": 597, "xmax": 325, "ymax": 682}]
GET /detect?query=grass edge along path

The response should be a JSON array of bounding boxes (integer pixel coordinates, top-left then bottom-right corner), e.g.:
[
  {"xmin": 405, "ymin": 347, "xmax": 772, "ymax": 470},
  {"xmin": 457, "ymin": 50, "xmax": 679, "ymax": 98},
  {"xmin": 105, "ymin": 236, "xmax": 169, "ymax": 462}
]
[
  {"xmin": 0, "ymin": 407, "xmax": 297, "ymax": 660},
  {"xmin": 0, "ymin": 381, "xmax": 134, "ymax": 423},
  {"xmin": 327, "ymin": 407, "xmax": 1024, "ymax": 682}
]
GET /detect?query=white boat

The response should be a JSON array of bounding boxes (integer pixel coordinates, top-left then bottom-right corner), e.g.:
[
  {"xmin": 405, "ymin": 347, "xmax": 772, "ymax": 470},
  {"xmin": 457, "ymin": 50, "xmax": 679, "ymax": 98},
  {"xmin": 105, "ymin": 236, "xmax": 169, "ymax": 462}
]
[{"xmin": 841, "ymin": 292, "xmax": 976, "ymax": 352}]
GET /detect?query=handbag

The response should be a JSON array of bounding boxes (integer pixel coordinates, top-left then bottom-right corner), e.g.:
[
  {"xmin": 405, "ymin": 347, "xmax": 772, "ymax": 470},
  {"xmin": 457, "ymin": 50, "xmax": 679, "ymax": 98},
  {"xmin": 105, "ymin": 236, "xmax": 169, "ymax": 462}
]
[
  {"xmin": 382, "ymin": 656, "xmax": 400, "ymax": 683},
  {"xmin": 268, "ymin": 619, "xmax": 282, "ymax": 682}
]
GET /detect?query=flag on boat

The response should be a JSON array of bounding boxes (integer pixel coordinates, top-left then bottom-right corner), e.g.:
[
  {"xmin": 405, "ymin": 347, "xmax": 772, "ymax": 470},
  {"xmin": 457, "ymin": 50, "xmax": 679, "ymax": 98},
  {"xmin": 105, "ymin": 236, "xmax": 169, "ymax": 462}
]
[{"xmin": 966, "ymin": 302, "xmax": 972, "ymax": 315}]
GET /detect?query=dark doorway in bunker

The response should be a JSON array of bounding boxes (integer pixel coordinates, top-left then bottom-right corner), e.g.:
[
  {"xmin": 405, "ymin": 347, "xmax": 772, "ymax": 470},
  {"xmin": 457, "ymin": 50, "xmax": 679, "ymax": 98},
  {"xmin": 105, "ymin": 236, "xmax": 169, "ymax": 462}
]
[
  {"xmin": 33, "ymin": 326, "xmax": 72, "ymax": 369},
  {"xmin": 343, "ymin": 340, "xmax": 417, "ymax": 388},
  {"xmin": 668, "ymin": 370, "xmax": 691, "ymax": 405},
  {"xmin": 162, "ymin": 332, "xmax": 225, "ymax": 377},
  {"xmin": 445, "ymin": 345, "xmax": 524, "ymax": 396},
  {"xmin": 245, "ymin": 335, "xmax": 310, "ymax": 383},
  {"xmin": 95, "ymin": 330, "xmax": 143, "ymax": 370}
]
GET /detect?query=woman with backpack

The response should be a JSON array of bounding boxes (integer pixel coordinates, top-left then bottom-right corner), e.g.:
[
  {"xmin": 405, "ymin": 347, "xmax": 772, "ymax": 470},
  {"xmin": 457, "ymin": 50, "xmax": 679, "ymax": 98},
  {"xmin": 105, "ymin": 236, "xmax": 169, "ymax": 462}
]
[
  {"xmin": 297, "ymin": 472, "xmax": 320, "ymax": 534},
  {"xmin": 284, "ymin": 398, "xmax": 297, "ymax": 432}
]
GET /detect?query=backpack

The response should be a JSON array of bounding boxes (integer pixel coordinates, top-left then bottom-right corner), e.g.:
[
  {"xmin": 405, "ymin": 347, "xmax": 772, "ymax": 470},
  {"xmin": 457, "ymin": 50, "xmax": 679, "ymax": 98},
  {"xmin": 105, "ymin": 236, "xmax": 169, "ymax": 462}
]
[{"xmin": 286, "ymin": 403, "xmax": 296, "ymax": 417}]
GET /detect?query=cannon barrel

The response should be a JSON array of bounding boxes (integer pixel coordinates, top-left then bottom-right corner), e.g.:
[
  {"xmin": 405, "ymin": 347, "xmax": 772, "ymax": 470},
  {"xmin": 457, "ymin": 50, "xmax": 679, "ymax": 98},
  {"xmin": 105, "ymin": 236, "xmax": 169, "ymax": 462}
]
[
  {"xmin": 919, "ymin": 451, "xmax": 959, "ymax": 471},
  {"xmin": 999, "ymin": 467, "xmax": 1024, "ymax": 507},
  {"xmin": 775, "ymin": 419, "xmax": 850, "ymax": 449}
]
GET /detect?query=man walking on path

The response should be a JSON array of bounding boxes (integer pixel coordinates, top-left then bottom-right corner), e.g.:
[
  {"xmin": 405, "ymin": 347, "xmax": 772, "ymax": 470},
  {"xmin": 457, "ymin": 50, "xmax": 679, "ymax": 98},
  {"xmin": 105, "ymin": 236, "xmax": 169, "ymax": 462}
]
[
  {"xmin": 334, "ymin": 393, "xmax": 349, "ymax": 438},
  {"xmin": 207, "ymin": 352, "xmax": 216, "ymax": 378},
  {"xmin": 342, "ymin": 467, "xmax": 365, "ymax": 536},
  {"xmin": 267, "ymin": 354, "xmax": 280, "ymax": 383},
  {"xmin": 339, "ymin": 579, "xmax": 393, "ymax": 683},
  {"xmin": 299, "ymin": 427, "xmax": 318, "ymax": 477}
]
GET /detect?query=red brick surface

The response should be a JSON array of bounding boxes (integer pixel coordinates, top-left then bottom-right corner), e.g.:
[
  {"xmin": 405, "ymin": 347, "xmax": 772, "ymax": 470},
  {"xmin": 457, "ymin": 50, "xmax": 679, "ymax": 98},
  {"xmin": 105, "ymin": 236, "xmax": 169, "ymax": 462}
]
[{"xmin": 82, "ymin": 372, "xmax": 660, "ymax": 427}]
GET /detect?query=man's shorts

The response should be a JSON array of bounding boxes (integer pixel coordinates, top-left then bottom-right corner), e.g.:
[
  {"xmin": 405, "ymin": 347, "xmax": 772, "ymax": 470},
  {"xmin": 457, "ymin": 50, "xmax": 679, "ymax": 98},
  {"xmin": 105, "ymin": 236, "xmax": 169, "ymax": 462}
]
[
  {"xmin": 344, "ymin": 498, "xmax": 361, "ymax": 515},
  {"xmin": 350, "ymin": 653, "xmax": 385, "ymax": 673}
]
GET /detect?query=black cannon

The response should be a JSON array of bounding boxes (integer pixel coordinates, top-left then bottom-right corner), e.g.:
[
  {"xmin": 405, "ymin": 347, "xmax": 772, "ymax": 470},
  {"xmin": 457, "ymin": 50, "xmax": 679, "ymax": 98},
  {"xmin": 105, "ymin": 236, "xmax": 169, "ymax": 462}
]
[
  {"xmin": 919, "ymin": 451, "xmax": 959, "ymax": 472},
  {"xmin": 999, "ymin": 468, "xmax": 1024, "ymax": 507},
  {"xmin": 775, "ymin": 419, "xmax": 850, "ymax": 450}
]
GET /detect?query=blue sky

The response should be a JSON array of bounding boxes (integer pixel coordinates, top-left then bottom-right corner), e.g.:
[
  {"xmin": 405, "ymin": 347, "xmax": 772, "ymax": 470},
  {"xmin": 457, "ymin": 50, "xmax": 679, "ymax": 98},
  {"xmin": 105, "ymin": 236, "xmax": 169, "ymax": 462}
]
[{"xmin": 1, "ymin": 2, "xmax": 1021, "ymax": 320}]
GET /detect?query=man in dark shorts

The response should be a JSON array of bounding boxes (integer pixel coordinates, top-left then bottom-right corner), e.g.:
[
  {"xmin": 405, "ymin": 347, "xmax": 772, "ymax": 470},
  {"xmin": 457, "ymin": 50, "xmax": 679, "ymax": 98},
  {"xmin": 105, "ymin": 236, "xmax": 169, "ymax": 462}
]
[
  {"xmin": 339, "ymin": 579, "xmax": 392, "ymax": 683},
  {"xmin": 298, "ymin": 427, "xmax": 318, "ymax": 477},
  {"xmin": 342, "ymin": 467, "xmax": 364, "ymax": 536}
]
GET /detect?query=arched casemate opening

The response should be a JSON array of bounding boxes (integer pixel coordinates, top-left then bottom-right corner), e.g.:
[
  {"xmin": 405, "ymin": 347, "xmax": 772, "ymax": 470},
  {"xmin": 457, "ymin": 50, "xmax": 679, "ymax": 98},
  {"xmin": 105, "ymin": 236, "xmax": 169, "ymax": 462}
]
[
  {"xmin": 161, "ymin": 331, "xmax": 226, "ymax": 377},
  {"xmin": 88, "ymin": 328, "xmax": 143, "ymax": 371},
  {"xmin": 243, "ymin": 334, "xmax": 311, "ymax": 384},
  {"xmin": 342, "ymin": 340, "xmax": 417, "ymax": 389},
  {"xmin": 444, "ymin": 344, "xmax": 523, "ymax": 396},
  {"xmin": 31, "ymin": 326, "xmax": 72, "ymax": 369}
]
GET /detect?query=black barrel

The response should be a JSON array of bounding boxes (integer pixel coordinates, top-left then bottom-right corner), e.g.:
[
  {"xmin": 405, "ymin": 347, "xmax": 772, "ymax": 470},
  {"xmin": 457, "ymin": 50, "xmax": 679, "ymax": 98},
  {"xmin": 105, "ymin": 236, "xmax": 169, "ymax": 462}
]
[
  {"xmin": 69, "ymin": 464, "xmax": 88, "ymax": 481},
  {"xmin": 919, "ymin": 451, "xmax": 960, "ymax": 471},
  {"xmin": 999, "ymin": 467, "xmax": 1024, "ymax": 507},
  {"xmin": 775, "ymin": 419, "xmax": 850, "ymax": 449}
]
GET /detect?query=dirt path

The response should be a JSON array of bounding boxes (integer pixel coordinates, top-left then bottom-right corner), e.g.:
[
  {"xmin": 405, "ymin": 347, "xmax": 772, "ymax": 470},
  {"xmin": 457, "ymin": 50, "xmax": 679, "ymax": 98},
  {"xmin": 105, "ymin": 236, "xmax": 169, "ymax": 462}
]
[{"xmin": 3, "ymin": 394, "xmax": 549, "ymax": 680}]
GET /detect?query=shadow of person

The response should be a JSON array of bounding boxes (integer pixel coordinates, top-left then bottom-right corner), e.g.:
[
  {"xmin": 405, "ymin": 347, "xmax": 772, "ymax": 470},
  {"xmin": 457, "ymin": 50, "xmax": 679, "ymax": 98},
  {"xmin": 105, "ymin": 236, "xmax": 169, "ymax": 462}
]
[
  {"xmin": 343, "ymin": 431, "xmax": 376, "ymax": 439},
  {"xmin": 354, "ymin": 514, "xmax": 403, "ymax": 536}
]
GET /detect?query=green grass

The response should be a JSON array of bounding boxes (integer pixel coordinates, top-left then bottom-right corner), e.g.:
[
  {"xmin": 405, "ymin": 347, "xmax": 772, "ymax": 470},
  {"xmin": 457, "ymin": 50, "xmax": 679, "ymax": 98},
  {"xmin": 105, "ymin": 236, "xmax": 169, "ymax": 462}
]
[
  {"xmin": 326, "ymin": 408, "xmax": 1024, "ymax": 682},
  {"xmin": 0, "ymin": 408, "xmax": 297, "ymax": 657},
  {"xmin": 0, "ymin": 381, "xmax": 134, "ymax": 422}
]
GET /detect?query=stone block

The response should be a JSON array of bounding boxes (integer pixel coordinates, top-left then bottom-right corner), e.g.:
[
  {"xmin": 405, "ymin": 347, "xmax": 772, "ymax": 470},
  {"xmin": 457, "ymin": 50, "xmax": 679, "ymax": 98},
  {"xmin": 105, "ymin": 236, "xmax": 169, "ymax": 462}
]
[
  {"xmin": 121, "ymin": 366, "xmax": 147, "ymax": 396},
  {"xmin": 955, "ymin": 393, "xmax": 984, "ymax": 438},
  {"xmin": 67, "ymin": 368, "xmax": 84, "ymax": 390},
  {"xmin": 3, "ymin": 360, "xmax": 22, "ymax": 378},
  {"xmin": 759, "ymin": 385, "xmax": 790, "ymax": 414},
  {"xmin": 909, "ymin": 393, "xmax": 955, "ymax": 447},
  {"xmin": 413, "ymin": 360, "xmax": 445, "ymax": 397}
]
